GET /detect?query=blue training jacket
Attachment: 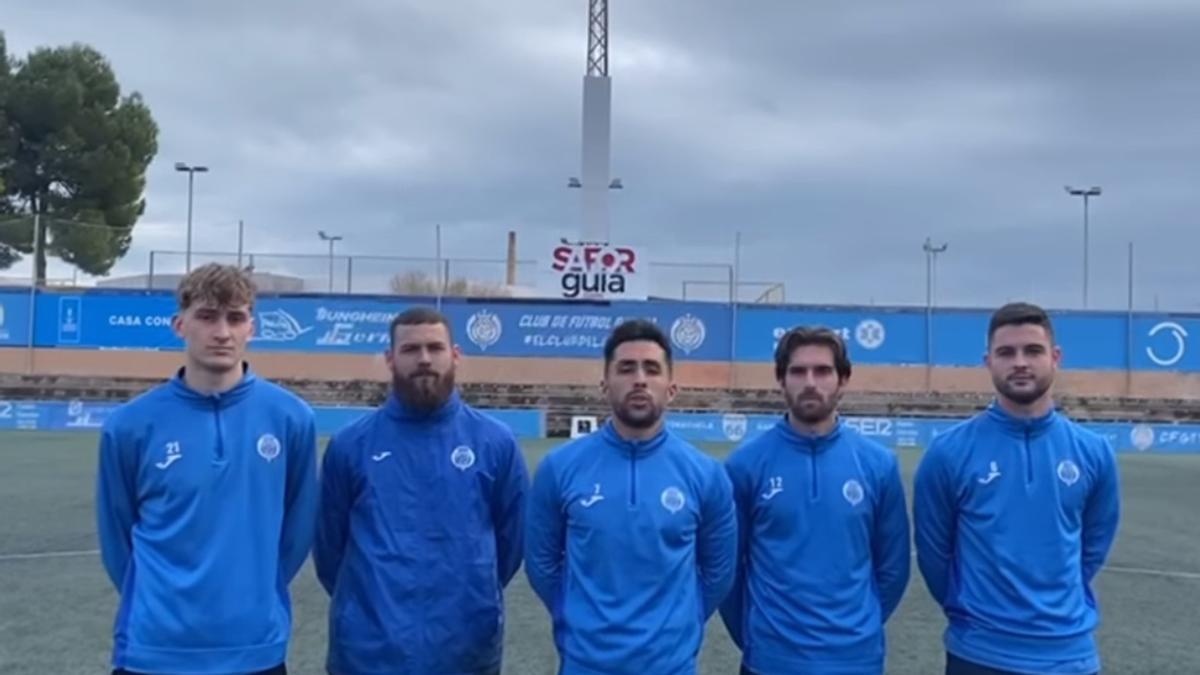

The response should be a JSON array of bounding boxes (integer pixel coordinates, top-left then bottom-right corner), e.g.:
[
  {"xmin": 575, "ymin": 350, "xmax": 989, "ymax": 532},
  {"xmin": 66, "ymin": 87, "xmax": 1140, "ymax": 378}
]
[
  {"xmin": 913, "ymin": 403, "xmax": 1121, "ymax": 674},
  {"xmin": 524, "ymin": 421, "xmax": 738, "ymax": 675},
  {"xmin": 313, "ymin": 390, "xmax": 529, "ymax": 675},
  {"xmin": 95, "ymin": 366, "xmax": 319, "ymax": 674},
  {"xmin": 719, "ymin": 417, "xmax": 911, "ymax": 675}
]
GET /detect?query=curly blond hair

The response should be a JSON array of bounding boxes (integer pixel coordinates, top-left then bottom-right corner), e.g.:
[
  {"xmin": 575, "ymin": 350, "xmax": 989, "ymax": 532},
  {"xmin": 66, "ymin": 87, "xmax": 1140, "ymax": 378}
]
[{"xmin": 176, "ymin": 264, "xmax": 257, "ymax": 312}]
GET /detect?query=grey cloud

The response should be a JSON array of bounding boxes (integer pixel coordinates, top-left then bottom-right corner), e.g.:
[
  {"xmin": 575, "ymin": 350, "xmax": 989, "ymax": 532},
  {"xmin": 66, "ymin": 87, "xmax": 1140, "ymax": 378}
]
[{"xmin": 3, "ymin": 1, "xmax": 1199, "ymax": 310}]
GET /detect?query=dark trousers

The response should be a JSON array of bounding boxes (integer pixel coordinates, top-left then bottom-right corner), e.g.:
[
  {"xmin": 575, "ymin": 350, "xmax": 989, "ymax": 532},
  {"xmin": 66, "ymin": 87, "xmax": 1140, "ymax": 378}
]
[
  {"xmin": 946, "ymin": 652, "xmax": 1096, "ymax": 675},
  {"xmin": 114, "ymin": 665, "xmax": 285, "ymax": 675}
]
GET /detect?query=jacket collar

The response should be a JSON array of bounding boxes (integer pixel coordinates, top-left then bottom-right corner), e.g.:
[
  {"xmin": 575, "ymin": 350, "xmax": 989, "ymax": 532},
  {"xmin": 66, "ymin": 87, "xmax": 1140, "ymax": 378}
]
[
  {"xmin": 168, "ymin": 362, "xmax": 256, "ymax": 408},
  {"xmin": 600, "ymin": 418, "xmax": 671, "ymax": 456},
  {"xmin": 383, "ymin": 388, "xmax": 464, "ymax": 423},
  {"xmin": 776, "ymin": 414, "xmax": 844, "ymax": 454},
  {"xmin": 984, "ymin": 399, "xmax": 1059, "ymax": 438}
]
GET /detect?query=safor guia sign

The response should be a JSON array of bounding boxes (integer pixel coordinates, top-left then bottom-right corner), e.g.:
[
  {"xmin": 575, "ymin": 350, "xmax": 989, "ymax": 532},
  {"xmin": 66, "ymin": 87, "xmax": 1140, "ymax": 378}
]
[{"xmin": 540, "ymin": 241, "xmax": 649, "ymax": 300}]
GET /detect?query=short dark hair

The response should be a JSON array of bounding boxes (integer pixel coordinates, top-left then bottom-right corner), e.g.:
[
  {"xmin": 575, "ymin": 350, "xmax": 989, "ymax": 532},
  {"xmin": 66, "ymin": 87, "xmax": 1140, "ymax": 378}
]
[
  {"xmin": 773, "ymin": 326, "xmax": 852, "ymax": 382},
  {"xmin": 603, "ymin": 318, "xmax": 673, "ymax": 372},
  {"xmin": 389, "ymin": 306, "xmax": 453, "ymax": 347},
  {"xmin": 988, "ymin": 302, "xmax": 1054, "ymax": 346}
]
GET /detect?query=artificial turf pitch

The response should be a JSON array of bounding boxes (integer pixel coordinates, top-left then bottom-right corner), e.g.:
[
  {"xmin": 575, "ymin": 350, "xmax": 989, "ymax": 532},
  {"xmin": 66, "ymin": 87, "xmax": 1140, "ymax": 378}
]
[{"xmin": 2, "ymin": 432, "xmax": 1198, "ymax": 674}]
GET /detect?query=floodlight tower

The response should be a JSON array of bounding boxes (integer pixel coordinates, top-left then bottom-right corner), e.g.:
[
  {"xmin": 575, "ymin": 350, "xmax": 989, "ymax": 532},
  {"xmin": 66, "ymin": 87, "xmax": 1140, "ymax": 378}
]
[{"xmin": 569, "ymin": 0, "xmax": 622, "ymax": 244}]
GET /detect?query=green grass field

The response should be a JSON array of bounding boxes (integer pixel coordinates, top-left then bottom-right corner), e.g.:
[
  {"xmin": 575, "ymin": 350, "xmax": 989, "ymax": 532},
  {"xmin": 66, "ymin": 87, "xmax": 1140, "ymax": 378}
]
[{"xmin": 2, "ymin": 431, "xmax": 1199, "ymax": 674}]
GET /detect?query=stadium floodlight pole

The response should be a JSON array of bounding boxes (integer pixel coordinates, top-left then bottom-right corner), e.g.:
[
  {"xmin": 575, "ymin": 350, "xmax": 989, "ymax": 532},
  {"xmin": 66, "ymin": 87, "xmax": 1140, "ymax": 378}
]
[
  {"xmin": 568, "ymin": 0, "xmax": 622, "ymax": 244},
  {"xmin": 923, "ymin": 237, "xmax": 948, "ymax": 309},
  {"xmin": 923, "ymin": 237, "xmax": 948, "ymax": 391},
  {"xmin": 1064, "ymin": 185, "xmax": 1101, "ymax": 309},
  {"xmin": 26, "ymin": 211, "xmax": 41, "ymax": 373},
  {"xmin": 434, "ymin": 223, "xmax": 444, "ymax": 310},
  {"xmin": 731, "ymin": 230, "xmax": 742, "ymax": 388},
  {"xmin": 1126, "ymin": 241, "xmax": 1134, "ymax": 396},
  {"xmin": 175, "ymin": 162, "xmax": 209, "ymax": 272},
  {"xmin": 318, "ymin": 230, "xmax": 344, "ymax": 293}
]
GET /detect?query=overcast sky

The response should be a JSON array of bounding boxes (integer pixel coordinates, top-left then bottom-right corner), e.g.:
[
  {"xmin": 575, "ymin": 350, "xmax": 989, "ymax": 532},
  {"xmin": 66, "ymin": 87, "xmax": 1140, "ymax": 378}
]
[{"xmin": 4, "ymin": 0, "xmax": 1200, "ymax": 311}]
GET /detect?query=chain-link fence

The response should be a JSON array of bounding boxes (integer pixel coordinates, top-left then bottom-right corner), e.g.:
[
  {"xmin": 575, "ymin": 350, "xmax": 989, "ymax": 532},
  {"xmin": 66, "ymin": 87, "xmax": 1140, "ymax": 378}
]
[
  {"xmin": 0, "ymin": 216, "xmax": 784, "ymax": 303},
  {"xmin": 132, "ymin": 251, "xmax": 542, "ymax": 297}
]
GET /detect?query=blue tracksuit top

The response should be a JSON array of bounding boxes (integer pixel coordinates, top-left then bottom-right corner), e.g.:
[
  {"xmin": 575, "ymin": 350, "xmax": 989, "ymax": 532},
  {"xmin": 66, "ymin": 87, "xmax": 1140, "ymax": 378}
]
[
  {"xmin": 95, "ymin": 366, "xmax": 319, "ymax": 674},
  {"xmin": 312, "ymin": 390, "xmax": 530, "ymax": 675},
  {"xmin": 719, "ymin": 418, "xmax": 911, "ymax": 675},
  {"xmin": 913, "ymin": 403, "xmax": 1121, "ymax": 674},
  {"xmin": 524, "ymin": 421, "xmax": 738, "ymax": 675}
]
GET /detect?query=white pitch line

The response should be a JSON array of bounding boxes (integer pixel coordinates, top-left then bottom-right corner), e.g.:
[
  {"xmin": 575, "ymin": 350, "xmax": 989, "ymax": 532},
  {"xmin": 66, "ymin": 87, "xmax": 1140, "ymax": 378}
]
[
  {"xmin": 0, "ymin": 548, "xmax": 99, "ymax": 562},
  {"xmin": 908, "ymin": 551, "xmax": 1200, "ymax": 581},
  {"xmin": 1104, "ymin": 565, "xmax": 1200, "ymax": 581}
]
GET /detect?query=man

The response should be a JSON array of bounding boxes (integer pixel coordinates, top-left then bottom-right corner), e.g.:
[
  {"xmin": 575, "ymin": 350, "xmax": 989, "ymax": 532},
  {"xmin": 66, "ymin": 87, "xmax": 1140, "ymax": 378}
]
[
  {"xmin": 525, "ymin": 318, "xmax": 738, "ymax": 675},
  {"xmin": 914, "ymin": 302, "xmax": 1121, "ymax": 675},
  {"xmin": 719, "ymin": 326, "xmax": 911, "ymax": 675},
  {"xmin": 95, "ymin": 263, "xmax": 318, "ymax": 675},
  {"xmin": 313, "ymin": 306, "xmax": 529, "ymax": 675}
]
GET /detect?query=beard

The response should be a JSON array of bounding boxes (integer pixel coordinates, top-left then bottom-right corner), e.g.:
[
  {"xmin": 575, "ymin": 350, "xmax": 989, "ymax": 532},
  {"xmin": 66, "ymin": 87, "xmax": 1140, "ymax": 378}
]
[
  {"xmin": 611, "ymin": 394, "xmax": 664, "ymax": 430},
  {"xmin": 786, "ymin": 388, "xmax": 839, "ymax": 425},
  {"xmin": 393, "ymin": 366, "xmax": 456, "ymax": 412},
  {"xmin": 993, "ymin": 372, "xmax": 1052, "ymax": 405}
]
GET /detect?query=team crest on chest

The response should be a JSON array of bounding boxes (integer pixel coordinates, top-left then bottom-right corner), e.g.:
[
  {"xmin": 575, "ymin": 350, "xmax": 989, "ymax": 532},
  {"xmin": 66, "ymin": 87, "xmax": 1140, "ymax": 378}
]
[
  {"xmin": 842, "ymin": 479, "xmax": 864, "ymax": 506},
  {"xmin": 660, "ymin": 486, "xmax": 686, "ymax": 514},
  {"xmin": 451, "ymin": 445, "xmax": 476, "ymax": 471},
  {"xmin": 257, "ymin": 433, "xmax": 281, "ymax": 462},
  {"xmin": 1057, "ymin": 459, "xmax": 1081, "ymax": 486}
]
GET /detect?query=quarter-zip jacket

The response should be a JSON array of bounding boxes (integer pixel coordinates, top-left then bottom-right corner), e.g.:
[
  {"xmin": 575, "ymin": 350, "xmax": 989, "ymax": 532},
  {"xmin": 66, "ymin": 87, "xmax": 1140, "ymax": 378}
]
[
  {"xmin": 913, "ymin": 403, "xmax": 1121, "ymax": 674},
  {"xmin": 524, "ymin": 421, "xmax": 738, "ymax": 675},
  {"xmin": 719, "ymin": 418, "xmax": 910, "ymax": 675},
  {"xmin": 95, "ymin": 366, "xmax": 318, "ymax": 674},
  {"xmin": 313, "ymin": 390, "xmax": 529, "ymax": 675}
]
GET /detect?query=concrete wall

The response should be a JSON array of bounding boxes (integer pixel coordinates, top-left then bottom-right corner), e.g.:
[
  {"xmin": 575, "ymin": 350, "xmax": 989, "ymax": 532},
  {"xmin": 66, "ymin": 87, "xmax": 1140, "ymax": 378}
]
[{"xmin": 2, "ymin": 348, "xmax": 1198, "ymax": 399}]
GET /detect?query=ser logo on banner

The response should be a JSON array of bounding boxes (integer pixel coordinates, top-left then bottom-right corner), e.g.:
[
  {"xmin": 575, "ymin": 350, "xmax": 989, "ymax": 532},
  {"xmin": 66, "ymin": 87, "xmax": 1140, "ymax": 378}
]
[{"xmin": 545, "ymin": 242, "xmax": 647, "ymax": 300}]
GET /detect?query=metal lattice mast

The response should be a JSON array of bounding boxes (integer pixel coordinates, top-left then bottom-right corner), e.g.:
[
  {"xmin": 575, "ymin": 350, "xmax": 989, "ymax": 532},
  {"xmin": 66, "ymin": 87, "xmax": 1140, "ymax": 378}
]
[
  {"xmin": 570, "ymin": 0, "xmax": 619, "ymax": 244},
  {"xmin": 586, "ymin": 0, "xmax": 608, "ymax": 77}
]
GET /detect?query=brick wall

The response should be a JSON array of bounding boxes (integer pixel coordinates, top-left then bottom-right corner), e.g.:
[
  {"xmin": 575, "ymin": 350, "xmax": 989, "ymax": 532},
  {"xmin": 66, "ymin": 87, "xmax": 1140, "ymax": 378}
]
[{"xmin": 2, "ymin": 348, "xmax": 1196, "ymax": 399}]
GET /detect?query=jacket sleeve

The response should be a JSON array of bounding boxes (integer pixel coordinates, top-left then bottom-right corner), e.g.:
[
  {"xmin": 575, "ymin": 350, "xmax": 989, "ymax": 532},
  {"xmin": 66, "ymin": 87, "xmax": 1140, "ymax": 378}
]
[
  {"xmin": 718, "ymin": 455, "xmax": 752, "ymax": 649},
  {"xmin": 698, "ymin": 460, "xmax": 738, "ymax": 619},
  {"xmin": 1081, "ymin": 439, "xmax": 1121, "ymax": 583},
  {"xmin": 280, "ymin": 410, "xmax": 319, "ymax": 583},
  {"xmin": 491, "ymin": 432, "xmax": 531, "ymax": 588},
  {"xmin": 313, "ymin": 433, "xmax": 353, "ymax": 595},
  {"xmin": 872, "ymin": 452, "xmax": 911, "ymax": 622},
  {"xmin": 95, "ymin": 418, "xmax": 139, "ymax": 591},
  {"xmin": 524, "ymin": 456, "xmax": 565, "ymax": 613},
  {"xmin": 913, "ymin": 441, "xmax": 956, "ymax": 607}
]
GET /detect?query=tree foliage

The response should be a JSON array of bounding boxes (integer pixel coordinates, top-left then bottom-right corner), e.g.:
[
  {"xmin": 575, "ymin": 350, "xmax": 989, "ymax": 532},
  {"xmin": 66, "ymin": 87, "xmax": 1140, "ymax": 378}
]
[{"xmin": 0, "ymin": 31, "xmax": 158, "ymax": 281}]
